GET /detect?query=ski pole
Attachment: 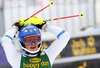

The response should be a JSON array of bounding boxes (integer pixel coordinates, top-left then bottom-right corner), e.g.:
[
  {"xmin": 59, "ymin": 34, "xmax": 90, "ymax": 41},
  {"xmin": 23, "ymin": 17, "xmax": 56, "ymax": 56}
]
[
  {"xmin": 44, "ymin": 13, "xmax": 83, "ymax": 22},
  {"xmin": 24, "ymin": 1, "xmax": 54, "ymax": 21}
]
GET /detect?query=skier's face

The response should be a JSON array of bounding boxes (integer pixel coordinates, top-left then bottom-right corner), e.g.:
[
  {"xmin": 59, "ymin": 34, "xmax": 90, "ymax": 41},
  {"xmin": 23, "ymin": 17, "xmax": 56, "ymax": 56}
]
[{"xmin": 25, "ymin": 41, "xmax": 39, "ymax": 51}]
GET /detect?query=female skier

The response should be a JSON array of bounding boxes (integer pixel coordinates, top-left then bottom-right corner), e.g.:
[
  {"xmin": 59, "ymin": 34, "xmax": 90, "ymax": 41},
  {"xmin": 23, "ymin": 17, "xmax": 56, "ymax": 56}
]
[{"xmin": 1, "ymin": 16, "xmax": 70, "ymax": 68}]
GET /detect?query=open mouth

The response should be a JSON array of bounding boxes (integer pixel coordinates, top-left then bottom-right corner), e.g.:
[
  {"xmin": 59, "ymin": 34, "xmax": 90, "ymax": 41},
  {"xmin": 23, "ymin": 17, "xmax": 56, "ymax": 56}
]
[{"xmin": 30, "ymin": 47, "xmax": 36, "ymax": 49}]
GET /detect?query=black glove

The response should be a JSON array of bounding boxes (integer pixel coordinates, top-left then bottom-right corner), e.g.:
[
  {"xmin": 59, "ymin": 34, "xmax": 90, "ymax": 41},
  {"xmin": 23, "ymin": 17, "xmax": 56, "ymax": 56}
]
[
  {"xmin": 12, "ymin": 22, "xmax": 23, "ymax": 31},
  {"xmin": 35, "ymin": 21, "xmax": 46, "ymax": 29},
  {"xmin": 28, "ymin": 16, "xmax": 46, "ymax": 29}
]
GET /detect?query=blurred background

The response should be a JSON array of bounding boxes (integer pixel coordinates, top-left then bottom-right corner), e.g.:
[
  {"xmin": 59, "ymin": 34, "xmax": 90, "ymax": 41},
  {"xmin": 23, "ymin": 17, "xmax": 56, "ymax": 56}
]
[{"xmin": 0, "ymin": 0, "xmax": 100, "ymax": 68}]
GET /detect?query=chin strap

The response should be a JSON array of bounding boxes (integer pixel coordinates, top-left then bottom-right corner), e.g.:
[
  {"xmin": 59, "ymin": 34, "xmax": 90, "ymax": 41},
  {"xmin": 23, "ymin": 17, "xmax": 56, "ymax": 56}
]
[
  {"xmin": 21, "ymin": 45, "xmax": 41, "ymax": 54},
  {"xmin": 25, "ymin": 50, "xmax": 42, "ymax": 55},
  {"xmin": 20, "ymin": 42, "xmax": 42, "ymax": 54}
]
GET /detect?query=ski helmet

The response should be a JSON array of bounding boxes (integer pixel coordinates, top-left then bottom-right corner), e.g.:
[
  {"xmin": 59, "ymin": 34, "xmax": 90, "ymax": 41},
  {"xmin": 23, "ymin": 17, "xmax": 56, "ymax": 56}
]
[{"xmin": 18, "ymin": 24, "xmax": 42, "ymax": 54}]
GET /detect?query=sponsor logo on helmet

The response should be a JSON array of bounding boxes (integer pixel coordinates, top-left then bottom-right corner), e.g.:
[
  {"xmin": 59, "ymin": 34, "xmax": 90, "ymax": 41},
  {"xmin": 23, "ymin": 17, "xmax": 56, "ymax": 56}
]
[
  {"xmin": 34, "ymin": 29, "xmax": 37, "ymax": 31},
  {"xmin": 24, "ymin": 30, "xmax": 28, "ymax": 32},
  {"xmin": 30, "ymin": 29, "xmax": 32, "ymax": 32},
  {"xmin": 29, "ymin": 58, "xmax": 41, "ymax": 63}
]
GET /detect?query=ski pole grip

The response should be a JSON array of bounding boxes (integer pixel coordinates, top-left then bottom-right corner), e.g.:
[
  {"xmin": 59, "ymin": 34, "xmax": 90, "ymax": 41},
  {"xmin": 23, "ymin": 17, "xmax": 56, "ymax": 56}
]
[{"xmin": 50, "ymin": 1, "xmax": 54, "ymax": 6}]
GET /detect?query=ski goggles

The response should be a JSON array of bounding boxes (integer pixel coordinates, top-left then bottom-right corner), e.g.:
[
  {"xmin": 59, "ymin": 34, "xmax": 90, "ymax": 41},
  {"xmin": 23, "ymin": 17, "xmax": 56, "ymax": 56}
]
[{"xmin": 23, "ymin": 35, "xmax": 41, "ymax": 46}]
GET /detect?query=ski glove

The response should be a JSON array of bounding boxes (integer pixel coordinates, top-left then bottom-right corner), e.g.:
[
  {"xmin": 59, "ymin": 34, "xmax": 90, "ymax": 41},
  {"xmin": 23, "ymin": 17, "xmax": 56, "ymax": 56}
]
[
  {"xmin": 12, "ymin": 17, "xmax": 28, "ymax": 31},
  {"xmin": 12, "ymin": 22, "xmax": 23, "ymax": 31},
  {"xmin": 29, "ymin": 16, "xmax": 46, "ymax": 29}
]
